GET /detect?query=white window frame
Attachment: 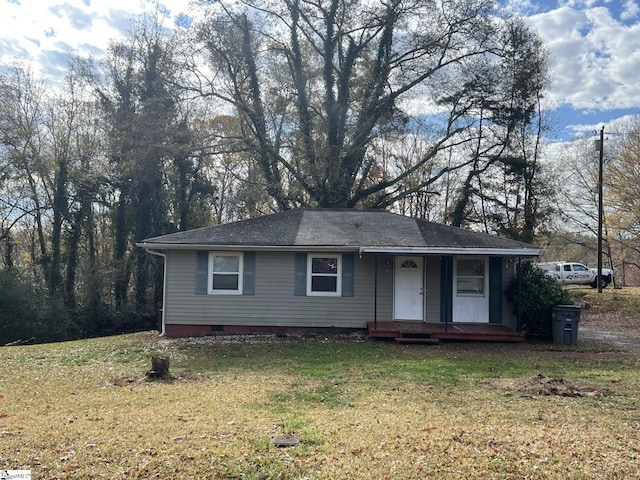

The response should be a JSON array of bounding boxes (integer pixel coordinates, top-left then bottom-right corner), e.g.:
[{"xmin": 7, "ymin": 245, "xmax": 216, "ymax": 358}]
[
  {"xmin": 455, "ymin": 257, "xmax": 487, "ymax": 297},
  {"xmin": 208, "ymin": 252, "xmax": 243, "ymax": 295},
  {"xmin": 307, "ymin": 253, "xmax": 342, "ymax": 297}
]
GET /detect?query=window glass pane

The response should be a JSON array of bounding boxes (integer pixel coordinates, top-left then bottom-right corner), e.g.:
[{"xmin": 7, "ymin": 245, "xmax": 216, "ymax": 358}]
[
  {"xmin": 457, "ymin": 259, "xmax": 484, "ymax": 276},
  {"xmin": 312, "ymin": 257, "xmax": 338, "ymax": 274},
  {"xmin": 401, "ymin": 260, "xmax": 418, "ymax": 268},
  {"xmin": 457, "ymin": 277, "xmax": 484, "ymax": 294},
  {"xmin": 311, "ymin": 276, "xmax": 338, "ymax": 292},
  {"xmin": 213, "ymin": 255, "xmax": 239, "ymax": 272},
  {"xmin": 212, "ymin": 274, "xmax": 239, "ymax": 290}
]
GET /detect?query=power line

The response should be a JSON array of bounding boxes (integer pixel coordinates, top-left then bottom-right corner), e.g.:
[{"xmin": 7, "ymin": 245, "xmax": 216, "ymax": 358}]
[{"xmin": 593, "ymin": 130, "xmax": 640, "ymax": 136}]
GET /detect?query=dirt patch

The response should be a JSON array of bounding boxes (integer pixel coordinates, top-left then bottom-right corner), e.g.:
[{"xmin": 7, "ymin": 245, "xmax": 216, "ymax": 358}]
[
  {"xmin": 111, "ymin": 371, "xmax": 207, "ymax": 386},
  {"xmin": 111, "ymin": 375, "xmax": 139, "ymax": 386},
  {"xmin": 489, "ymin": 374, "xmax": 610, "ymax": 398}
]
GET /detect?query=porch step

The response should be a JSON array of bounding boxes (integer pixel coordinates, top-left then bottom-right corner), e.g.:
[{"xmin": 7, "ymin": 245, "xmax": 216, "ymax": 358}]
[
  {"xmin": 367, "ymin": 329, "xmax": 400, "ymax": 339},
  {"xmin": 395, "ymin": 336, "xmax": 440, "ymax": 344},
  {"xmin": 431, "ymin": 332, "xmax": 525, "ymax": 342},
  {"xmin": 367, "ymin": 322, "xmax": 525, "ymax": 343}
]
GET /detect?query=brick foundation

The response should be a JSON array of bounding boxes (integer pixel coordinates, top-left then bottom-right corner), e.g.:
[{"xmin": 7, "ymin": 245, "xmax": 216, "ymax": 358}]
[{"xmin": 163, "ymin": 323, "xmax": 363, "ymax": 338}]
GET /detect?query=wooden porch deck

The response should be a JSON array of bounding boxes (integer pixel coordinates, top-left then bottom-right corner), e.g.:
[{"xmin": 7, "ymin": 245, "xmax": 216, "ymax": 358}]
[{"xmin": 367, "ymin": 321, "xmax": 525, "ymax": 344}]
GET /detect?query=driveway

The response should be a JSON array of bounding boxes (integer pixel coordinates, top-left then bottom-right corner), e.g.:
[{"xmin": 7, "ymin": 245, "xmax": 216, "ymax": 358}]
[{"xmin": 579, "ymin": 311, "xmax": 640, "ymax": 350}]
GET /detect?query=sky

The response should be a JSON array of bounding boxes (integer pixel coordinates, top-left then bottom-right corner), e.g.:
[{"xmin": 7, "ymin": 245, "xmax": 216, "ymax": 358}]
[
  {"xmin": 519, "ymin": 0, "xmax": 640, "ymax": 140},
  {"xmin": 1, "ymin": 0, "xmax": 638, "ymax": 142}
]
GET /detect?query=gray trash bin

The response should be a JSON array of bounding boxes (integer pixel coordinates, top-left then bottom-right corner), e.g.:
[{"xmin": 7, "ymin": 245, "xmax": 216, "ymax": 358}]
[{"xmin": 552, "ymin": 305, "xmax": 580, "ymax": 345}]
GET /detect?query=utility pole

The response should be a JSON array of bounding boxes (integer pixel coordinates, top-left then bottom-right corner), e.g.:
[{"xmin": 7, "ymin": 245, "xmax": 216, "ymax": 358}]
[{"xmin": 597, "ymin": 126, "xmax": 604, "ymax": 293}]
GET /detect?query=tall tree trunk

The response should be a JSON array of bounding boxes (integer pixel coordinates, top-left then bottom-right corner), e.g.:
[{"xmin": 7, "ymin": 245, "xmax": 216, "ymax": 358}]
[
  {"xmin": 63, "ymin": 207, "xmax": 85, "ymax": 309},
  {"xmin": 114, "ymin": 189, "xmax": 129, "ymax": 310},
  {"xmin": 27, "ymin": 172, "xmax": 50, "ymax": 290},
  {"xmin": 49, "ymin": 156, "xmax": 69, "ymax": 295},
  {"xmin": 85, "ymin": 204, "xmax": 100, "ymax": 315}
]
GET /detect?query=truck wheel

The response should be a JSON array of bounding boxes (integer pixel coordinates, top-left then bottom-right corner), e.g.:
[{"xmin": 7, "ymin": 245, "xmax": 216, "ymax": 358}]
[{"xmin": 590, "ymin": 277, "xmax": 610, "ymax": 288}]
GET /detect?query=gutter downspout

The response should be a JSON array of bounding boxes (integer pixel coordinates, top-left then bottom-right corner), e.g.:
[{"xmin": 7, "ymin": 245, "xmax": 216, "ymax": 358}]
[{"xmin": 145, "ymin": 248, "xmax": 167, "ymax": 337}]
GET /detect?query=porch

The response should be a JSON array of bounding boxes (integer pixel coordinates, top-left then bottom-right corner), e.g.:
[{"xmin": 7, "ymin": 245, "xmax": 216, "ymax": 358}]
[{"xmin": 367, "ymin": 321, "xmax": 525, "ymax": 344}]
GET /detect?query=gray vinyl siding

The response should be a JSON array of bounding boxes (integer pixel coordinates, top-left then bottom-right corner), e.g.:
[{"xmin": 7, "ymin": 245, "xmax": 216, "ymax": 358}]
[
  {"xmin": 372, "ymin": 255, "xmax": 393, "ymax": 322},
  {"xmin": 165, "ymin": 250, "xmax": 378, "ymax": 328},
  {"xmin": 163, "ymin": 250, "xmax": 520, "ymax": 329}
]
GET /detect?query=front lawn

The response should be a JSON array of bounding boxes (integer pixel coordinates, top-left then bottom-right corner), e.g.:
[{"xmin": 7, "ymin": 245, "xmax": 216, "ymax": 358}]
[{"xmin": 1, "ymin": 331, "xmax": 639, "ymax": 479}]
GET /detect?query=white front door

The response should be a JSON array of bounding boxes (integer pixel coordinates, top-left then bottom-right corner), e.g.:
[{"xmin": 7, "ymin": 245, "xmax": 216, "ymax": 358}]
[{"xmin": 394, "ymin": 256, "xmax": 424, "ymax": 321}]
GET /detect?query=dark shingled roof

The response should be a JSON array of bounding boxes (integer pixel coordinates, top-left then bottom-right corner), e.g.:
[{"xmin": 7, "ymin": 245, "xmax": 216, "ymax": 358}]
[{"xmin": 139, "ymin": 209, "xmax": 541, "ymax": 254}]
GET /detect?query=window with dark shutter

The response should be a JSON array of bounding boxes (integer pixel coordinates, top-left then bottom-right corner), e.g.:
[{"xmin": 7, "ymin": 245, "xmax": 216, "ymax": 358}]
[
  {"xmin": 209, "ymin": 253, "xmax": 243, "ymax": 294},
  {"xmin": 307, "ymin": 254, "xmax": 342, "ymax": 296}
]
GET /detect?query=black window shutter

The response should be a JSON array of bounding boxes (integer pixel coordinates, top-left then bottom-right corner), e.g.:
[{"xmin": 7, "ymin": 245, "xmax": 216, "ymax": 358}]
[
  {"xmin": 195, "ymin": 251, "xmax": 208, "ymax": 295},
  {"xmin": 489, "ymin": 257, "xmax": 503, "ymax": 323},
  {"xmin": 243, "ymin": 251, "xmax": 255, "ymax": 295},
  {"xmin": 294, "ymin": 252, "xmax": 307, "ymax": 296},
  {"xmin": 342, "ymin": 253, "xmax": 354, "ymax": 297},
  {"xmin": 440, "ymin": 256, "xmax": 453, "ymax": 323}
]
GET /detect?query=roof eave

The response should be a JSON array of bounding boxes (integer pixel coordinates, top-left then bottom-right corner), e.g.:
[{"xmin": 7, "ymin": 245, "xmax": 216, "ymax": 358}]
[
  {"xmin": 135, "ymin": 242, "xmax": 362, "ymax": 252},
  {"xmin": 136, "ymin": 242, "xmax": 541, "ymax": 256},
  {"xmin": 359, "ymin": 246, "xmax": 542, "ymax": 256}
]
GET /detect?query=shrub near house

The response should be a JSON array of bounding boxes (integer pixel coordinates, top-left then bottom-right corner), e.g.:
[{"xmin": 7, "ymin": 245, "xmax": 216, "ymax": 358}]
[{"xmin": 508, "ymin": 261, "xmax": 574, "ymax": 340}]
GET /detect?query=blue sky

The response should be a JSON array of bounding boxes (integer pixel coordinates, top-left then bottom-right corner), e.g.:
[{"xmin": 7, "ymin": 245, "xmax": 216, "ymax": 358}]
[{"xmin": 1, "ymin": 0, "xmax": 638, "ymax": 142}]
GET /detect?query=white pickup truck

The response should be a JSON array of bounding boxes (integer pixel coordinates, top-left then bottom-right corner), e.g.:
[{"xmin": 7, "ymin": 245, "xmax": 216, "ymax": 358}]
[{"xmin": 536, "ymin": 262, "xmax": 614, "ymax": 288}]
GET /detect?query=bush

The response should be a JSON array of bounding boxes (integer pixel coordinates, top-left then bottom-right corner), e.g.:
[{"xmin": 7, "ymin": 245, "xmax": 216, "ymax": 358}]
[
  {"xmin": 0, "ymin": 269, "xmax": 72, "ymax": 344},
  {"xmin": 71, "ymin": 304, "xmax": 158, "ymax": 339},
  {"xmin": 0, "ymin": 269, "xmax": 156, "ymax": 345},
  {"xmin": 506, "ymin": 261, "xmax": 574, "ymax": 340}
]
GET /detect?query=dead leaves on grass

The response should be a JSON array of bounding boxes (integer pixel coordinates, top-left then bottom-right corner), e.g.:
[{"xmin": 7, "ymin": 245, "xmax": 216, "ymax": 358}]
[{"xmin": 489, "ymin": 374, "xmax": 610, "ymax": 398}]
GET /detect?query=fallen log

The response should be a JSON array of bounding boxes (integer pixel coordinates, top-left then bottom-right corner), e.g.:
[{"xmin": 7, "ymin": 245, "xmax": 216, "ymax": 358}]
[{"xmin": 4, "ymin": 337, "xmax": 35, "ymax": 347}]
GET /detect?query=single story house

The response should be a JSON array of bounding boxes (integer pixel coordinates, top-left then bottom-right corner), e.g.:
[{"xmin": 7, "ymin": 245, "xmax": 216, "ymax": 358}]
[{"xmin": 137, "ymin": 209, "xmax": 542, "ymax": 342}]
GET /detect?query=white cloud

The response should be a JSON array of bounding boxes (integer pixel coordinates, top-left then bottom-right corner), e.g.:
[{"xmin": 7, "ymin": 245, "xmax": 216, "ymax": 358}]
[
  {"xmin": 1, "ymin": 0, "xmax": 636, "ymax": 144},
  {"xmin": 49, "ymin": 4, "xmax": 94, "ymax": 30},
  {"xmin": 0, "ymin": 0, "xmax": 192, "ymax": 79},
  {"xmin": 527, "ymin": 5, "xmax": 640, "ymax": 111},
  {"xmin": 621, "ymin": 0, "xmax": 640, "ymax": 20}
]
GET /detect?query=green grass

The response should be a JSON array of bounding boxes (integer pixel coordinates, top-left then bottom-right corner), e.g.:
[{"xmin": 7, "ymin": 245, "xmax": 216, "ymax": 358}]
[
  {"xmin": 1, "ymin": 331, "xmax": 639, "ymax": 479},
  {"xmin": 571, "ymin": 284, "xmax": 640, "ymax": 313}
]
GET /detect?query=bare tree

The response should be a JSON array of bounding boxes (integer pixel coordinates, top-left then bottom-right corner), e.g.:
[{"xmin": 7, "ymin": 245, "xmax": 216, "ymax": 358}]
[
  {"xmin": 0, "ymin": 66, "xmax": 51, "ymax": 286},
  {"xmin": 191, "ymin": 0, "xmax": 546, "ymax": 211},
  {"xmin": 83, "ymin": 11, "xmax": 223, "ymax": 314},
  {"xmin": 446, "ymin": 16, "xmax": 552, "ymax": 242},
  {"xmin": 605, "ymin": 117, "xmax": 640, "ymax": 282}
]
